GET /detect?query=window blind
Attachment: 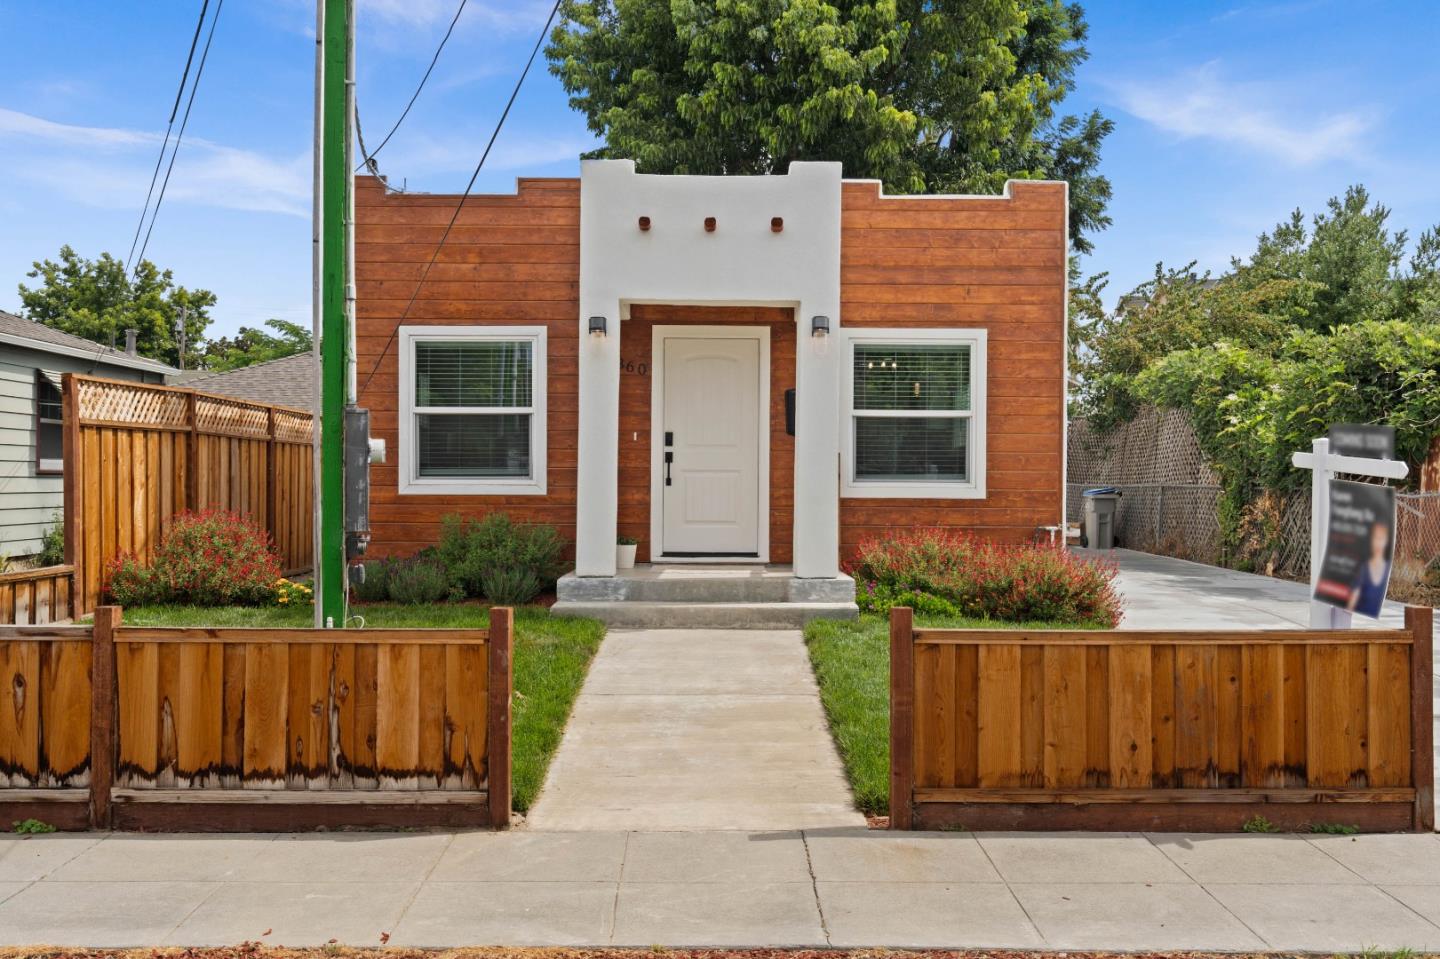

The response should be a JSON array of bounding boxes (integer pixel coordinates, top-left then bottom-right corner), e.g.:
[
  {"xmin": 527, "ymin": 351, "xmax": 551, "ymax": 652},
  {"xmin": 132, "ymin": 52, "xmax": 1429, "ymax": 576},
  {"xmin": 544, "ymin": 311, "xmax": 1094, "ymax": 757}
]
[
  {"xmin": 855, "ymin": 416, "xmax": 969, "ymax": 482},
  {"xmin": 415, "ymin": 340, "xmax": 532, "ymax": 408},
  {"xmin": 853, "ymin": 344, "xmax": 970, "ymax": 412}
]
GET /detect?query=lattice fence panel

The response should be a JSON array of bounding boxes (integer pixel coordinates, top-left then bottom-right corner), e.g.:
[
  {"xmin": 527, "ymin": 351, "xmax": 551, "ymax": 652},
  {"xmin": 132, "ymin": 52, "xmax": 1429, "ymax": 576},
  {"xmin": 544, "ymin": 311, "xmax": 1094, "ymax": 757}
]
[
  {"xmin": 194, "ymin": 395, "xmax": 272, "ymax": 438},
  {"xmin": 76, "ymin": 378, "xmax": 189, "ymax": 428},
  {"xmin": 274, "ymin": 409, "xmax": 315, "ymax": 443}
]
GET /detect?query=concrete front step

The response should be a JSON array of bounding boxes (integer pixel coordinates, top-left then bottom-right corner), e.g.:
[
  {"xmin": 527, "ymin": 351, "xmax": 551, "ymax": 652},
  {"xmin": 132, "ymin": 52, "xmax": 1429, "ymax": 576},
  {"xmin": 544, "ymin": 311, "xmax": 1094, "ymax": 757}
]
[{"xmin": 549, "ymin": 600, "xmax": 859, "ymax": 629}]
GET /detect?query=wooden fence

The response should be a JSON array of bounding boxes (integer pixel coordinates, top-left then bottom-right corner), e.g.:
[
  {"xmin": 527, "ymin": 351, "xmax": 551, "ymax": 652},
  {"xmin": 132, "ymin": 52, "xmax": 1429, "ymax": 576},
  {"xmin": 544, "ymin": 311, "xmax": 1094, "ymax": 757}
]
[
  {"xmin": 0, "ymin": 607, "xmax": 512, "ymax": 831},
  {"xmin": 889, "ymin": 606, "xmax": 1435, "ymax": 832},
  {"xmin": 0, "ymin": 566, "xmax": 75, "ymax": 625},
  {"xmin": 63, "ymin": 374, "xmax": 315, "ymax": 617}
]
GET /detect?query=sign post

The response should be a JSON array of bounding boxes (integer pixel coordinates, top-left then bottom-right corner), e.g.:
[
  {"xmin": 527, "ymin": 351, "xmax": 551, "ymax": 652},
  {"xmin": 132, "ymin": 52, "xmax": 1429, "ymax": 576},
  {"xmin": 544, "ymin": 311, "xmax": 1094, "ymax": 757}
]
[{"xmin": 1291, "ymin": 437, "xmax": 1408, "ymax": 627}]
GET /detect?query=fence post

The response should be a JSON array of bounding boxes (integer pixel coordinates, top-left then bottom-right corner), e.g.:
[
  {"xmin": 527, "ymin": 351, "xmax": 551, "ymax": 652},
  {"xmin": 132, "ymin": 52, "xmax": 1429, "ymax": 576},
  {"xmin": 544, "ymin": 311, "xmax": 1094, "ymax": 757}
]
[
  {"xmin": 61, "ymin": 374, "xmax": 80, "ymax": 602},
  {"xmin": 1407, "ymin": 605, "xmax": 1434, "ymax": 832},
  {"xmin": 90, "ymin": 605, "xmax": 120, "ymax": 829},
  {"xmin": 889, "ymin": 606, "xmax": 915, "ymax": 830},
  {"xmin": 487, "ymin": 606, "xmax": 514, "ymax": 829},
  {"xmin": 1154, "ymin": 485, "xmax": 1165, "ymax": 550}
]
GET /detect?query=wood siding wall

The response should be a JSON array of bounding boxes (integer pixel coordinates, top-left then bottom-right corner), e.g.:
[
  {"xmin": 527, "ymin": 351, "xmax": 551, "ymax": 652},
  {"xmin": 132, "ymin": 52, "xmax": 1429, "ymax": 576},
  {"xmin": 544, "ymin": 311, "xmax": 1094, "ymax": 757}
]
[
  {"xmin": 888, "ymin": 606, "xmax": 1435, "ymax": 832},
  {"xmin": 0, "ymin": 565, "xmax": 74, "ymax": 625},
  {"xmin": 839, "ymin": 181, "xmax": 1067, "ymax": 557},
  {"xmin": 354, "ymin": 175, "xmax": 580, "ymax": 558},
  {"xmin": 621, "ymin": 305, "xmax": 796, "ymax": 563},
  {"xmin": 64, "ymin": 376, "xmax": 314, "ymax": 615}
]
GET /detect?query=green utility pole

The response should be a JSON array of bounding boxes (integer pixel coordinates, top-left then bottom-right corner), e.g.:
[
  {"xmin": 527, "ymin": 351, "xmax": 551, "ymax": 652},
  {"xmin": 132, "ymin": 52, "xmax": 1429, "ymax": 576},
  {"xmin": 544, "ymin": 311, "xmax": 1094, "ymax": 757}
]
[{"xmin": 315, "ymin": 0, "xmax": 350, "ymax": 627}]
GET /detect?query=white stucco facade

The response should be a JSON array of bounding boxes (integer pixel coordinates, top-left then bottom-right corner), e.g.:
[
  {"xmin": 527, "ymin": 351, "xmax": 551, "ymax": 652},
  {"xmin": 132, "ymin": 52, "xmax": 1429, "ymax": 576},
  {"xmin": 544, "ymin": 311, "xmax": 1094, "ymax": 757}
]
[{"xmin": 576, "ymin": 159, "xmax": 843, "ymax": 578}]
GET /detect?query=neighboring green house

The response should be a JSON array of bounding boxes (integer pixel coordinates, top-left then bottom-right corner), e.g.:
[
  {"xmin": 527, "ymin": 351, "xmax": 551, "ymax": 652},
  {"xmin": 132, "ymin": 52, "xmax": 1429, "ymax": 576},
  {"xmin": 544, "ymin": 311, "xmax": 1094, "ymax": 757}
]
[{"xmin": 0, "ymin": 310, "xmax": 174, "ymax": 558}]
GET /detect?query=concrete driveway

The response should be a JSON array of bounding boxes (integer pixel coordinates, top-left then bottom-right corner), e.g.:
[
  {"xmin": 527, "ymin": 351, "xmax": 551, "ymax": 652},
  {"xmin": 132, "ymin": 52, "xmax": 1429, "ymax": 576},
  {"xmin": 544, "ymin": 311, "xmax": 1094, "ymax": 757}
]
[{"xmin": 1096, "ymin": 546, "xmax": 1420, "ymax": 630}]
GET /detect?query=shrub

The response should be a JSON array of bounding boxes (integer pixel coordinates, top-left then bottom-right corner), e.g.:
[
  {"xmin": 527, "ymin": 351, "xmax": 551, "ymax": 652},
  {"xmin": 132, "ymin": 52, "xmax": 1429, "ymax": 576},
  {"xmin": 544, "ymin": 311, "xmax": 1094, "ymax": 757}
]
[
  {"xmin": 274, "ymin": 578, "xmax": 313, "ymax": 606},
  {"xmin": 36, "ymin": 513, "xmax": 65, "ymax": 567},
  {"xmin": 104, "ymin": 510, "xmax": 281, "ymax": 607},
  {"xmin": 385, "ymin": 556, "xmax": 451, "ymax": 605},
  {"xmin": 436, "ymin": 512, "xmax": 566, "ymax": 604},
  {"xmin": 850, "ymin": 528, "xmax": 1123, "ymax": 626},
  {"xmin": 351, "ymin": 557, "xmax": 395, "ymax": 603}
]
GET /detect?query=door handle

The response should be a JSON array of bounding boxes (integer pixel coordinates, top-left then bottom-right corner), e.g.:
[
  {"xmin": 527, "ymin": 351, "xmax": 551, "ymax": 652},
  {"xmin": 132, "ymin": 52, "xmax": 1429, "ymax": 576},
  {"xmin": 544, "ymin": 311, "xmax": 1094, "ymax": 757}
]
[{"xmin": 664, "ymin": 450, "xmax": 673, "ymax": 486}]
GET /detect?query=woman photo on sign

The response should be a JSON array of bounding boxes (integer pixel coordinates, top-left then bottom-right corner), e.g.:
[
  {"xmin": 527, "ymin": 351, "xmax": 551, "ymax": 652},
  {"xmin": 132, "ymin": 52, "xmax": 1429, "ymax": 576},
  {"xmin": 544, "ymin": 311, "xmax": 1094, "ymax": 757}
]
[{"xmin": 1346, "ymin": 517, "xmax": 1393, "ymax": 619}]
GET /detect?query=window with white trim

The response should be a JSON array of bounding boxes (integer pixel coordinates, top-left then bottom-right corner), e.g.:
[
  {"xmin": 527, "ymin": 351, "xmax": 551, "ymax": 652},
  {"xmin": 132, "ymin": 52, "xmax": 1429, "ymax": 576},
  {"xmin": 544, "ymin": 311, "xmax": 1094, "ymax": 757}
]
[
  {"xmin": 398, "ymin": 326, "xmax": 547, "ymax": 495},
  {"xmin": 35, "ymin": 370, "xmax": 63, "ymax": 474},
  {"xmin": 842, "ymin": 329, "xmax": 986, "ymax": 499}
]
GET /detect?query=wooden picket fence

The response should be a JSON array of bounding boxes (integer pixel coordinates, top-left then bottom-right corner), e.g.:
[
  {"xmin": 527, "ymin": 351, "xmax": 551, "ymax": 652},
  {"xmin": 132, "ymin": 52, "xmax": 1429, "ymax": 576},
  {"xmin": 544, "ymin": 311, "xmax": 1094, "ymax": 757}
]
[
  {"xmin": 0, "ymin": 566, "xmax": 75, "ymax": 625},
  {"xmin": 0, "ymin": 608, "xmax": 512, "ymax": 831},
  {"xmin": 889, "ymin": 606, "xmax": 1435, "ymax": 832},
  {"xmin": 62, "ymin": 374, "xmax": 315, "ymax": 618}
]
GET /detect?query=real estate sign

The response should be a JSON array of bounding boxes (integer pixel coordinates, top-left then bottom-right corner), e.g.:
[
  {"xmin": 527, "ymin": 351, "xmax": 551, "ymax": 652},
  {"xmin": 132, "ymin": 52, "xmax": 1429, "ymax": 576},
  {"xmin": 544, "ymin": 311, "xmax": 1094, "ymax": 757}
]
[
  {"xmin": 1312, "ymin": 479, "xmax": 1396, "ymax": 619},
  {"xmin": 1328, "ymin": 423, "xmax": 1396, "ymax": 460}
]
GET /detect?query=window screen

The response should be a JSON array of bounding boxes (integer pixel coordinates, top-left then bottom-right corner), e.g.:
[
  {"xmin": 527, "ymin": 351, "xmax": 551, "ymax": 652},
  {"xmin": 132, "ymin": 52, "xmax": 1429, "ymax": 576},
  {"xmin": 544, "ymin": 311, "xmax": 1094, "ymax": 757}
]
[{"xmin": 36, "ymin": 371, "xmax": 62, "ymax": 474}]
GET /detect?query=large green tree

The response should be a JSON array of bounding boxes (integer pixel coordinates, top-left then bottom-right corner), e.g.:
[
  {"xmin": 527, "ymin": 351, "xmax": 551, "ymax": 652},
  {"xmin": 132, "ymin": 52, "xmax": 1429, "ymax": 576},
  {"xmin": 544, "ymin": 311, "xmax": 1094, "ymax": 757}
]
[
  {"xmin": 547, "ymin": 0, "xmax": 1113, "ymax": 252},
  {"xmin": 200, "ymin": 318, "xmax": 313, "ymax": 372},
  {"xmin": 17, "ymin": 245, "xmax": 214, "ymax": 368}
]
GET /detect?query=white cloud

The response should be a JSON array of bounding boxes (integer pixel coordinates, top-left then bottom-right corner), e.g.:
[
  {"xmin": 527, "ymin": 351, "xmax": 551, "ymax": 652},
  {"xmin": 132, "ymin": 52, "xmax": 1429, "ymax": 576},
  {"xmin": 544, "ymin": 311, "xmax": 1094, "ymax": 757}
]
[
  {"xmin": 0, "ymin": 107, "xmax": 310, "ymax": 218},
  {"xmin": 1103, "ymin": 63, "xmax": 1374, "ymax": 166}
]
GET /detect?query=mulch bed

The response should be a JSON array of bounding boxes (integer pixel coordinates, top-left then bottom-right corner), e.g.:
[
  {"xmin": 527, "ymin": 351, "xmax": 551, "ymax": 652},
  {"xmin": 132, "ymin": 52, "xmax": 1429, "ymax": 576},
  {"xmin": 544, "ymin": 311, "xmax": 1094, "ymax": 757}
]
[{"xmin": 0, "ymin": 944, "xmax": 1416, "ymax": 950}]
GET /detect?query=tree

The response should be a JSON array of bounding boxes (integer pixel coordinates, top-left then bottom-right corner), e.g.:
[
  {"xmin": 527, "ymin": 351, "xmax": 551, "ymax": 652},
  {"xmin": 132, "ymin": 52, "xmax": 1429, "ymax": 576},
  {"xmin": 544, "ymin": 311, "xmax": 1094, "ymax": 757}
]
[
  {"xmin": 200, "ymin": 319, "xmax": 313, "ymax": 371},
  {"xmin": 17, "ymin": 245, "xmax": 214, "ymax": 368},
  {"xmin": 547, "ymin": 0, "xmax": 1113, "ymax": 252}
]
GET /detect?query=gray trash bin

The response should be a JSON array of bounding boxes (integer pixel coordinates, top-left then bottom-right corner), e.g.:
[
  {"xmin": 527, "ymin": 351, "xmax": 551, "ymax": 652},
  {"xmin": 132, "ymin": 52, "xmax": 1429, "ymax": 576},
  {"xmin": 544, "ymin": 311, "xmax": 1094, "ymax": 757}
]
[{"xmin": 1081, "ymin": 487, "xmax": 1121, "ymax": 549}]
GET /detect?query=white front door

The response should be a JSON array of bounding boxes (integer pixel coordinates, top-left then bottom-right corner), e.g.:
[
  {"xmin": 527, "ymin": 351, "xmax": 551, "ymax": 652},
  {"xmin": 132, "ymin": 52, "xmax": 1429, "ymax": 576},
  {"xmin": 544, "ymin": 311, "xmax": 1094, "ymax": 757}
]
[{"xmin": 658, "ymin": 333, "xmax": 763, "ymax": 556}]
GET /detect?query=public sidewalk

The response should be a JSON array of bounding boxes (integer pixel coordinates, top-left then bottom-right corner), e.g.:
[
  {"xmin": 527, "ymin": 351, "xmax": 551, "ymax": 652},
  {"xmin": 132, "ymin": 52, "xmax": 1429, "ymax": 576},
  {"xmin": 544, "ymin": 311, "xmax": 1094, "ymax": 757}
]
[{"xmin": 3, "ymin": 829, "xmax": 1440, "ymax": 950}]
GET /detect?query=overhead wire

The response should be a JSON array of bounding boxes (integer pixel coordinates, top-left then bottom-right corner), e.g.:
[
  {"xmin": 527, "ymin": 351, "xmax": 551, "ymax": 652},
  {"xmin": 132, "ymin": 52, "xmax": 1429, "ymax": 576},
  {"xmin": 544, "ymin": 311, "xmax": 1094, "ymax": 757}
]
[
  {"xmin": 131, "ymin": 0, "xmax": 225, "ymax": 280},
  {"xmin": 355, "ymin": 0, "xmax": 469, "ymax": 175},
  {"xmin": 125, "ymin": 0, "xmax": 212, "ymax": 273},
  {"xmin": 356, "ymin": 0, "xmax": 562, "ymax": 399}
]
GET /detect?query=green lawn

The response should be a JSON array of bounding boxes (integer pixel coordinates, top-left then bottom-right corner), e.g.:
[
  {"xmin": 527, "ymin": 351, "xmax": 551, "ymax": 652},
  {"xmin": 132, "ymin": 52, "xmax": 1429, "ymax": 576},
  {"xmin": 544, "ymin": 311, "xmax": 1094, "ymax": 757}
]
[
  {"xmin": 117, "ymin": 603, "xmax": 604, "ymax": 813},
  {"xmin": 804, "ymin": 612, "xmax": 1101, "ymax": 816}
]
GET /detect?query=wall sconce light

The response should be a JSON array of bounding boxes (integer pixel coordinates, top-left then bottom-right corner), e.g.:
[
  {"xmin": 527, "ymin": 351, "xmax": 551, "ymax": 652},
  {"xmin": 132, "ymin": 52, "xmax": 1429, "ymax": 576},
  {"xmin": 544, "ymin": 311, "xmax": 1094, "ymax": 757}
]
[
  {"xmin": 771, "ymin": 217, "xmax": 784, "ymax": 233},
  {"xmin": 638, "ymin": 216, "xmax": 651, "ymax": 232},
  {"xmin": 811, "ymin": 315, "xmax": 830, "ymax": 337},
  {"xmin": 588, "ymin": 315, "xmax": 608, "ymax": 337},
  {"xmin": 704, "ymin": 216, "xmax": 717, "ymax": 233}
]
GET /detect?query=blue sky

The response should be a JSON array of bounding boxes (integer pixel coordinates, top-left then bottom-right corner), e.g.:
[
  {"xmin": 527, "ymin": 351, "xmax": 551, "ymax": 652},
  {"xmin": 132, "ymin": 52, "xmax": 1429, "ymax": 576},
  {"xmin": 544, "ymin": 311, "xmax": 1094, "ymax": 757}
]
[{"xmin": 1, "ymin": 0, "xmax": 1437, "ymax": 340}]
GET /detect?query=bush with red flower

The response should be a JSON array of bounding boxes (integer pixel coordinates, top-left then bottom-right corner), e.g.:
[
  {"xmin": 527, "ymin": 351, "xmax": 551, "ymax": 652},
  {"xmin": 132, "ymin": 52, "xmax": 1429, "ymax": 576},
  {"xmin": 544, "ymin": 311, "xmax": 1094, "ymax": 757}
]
[
  {"xmin": 849, "ymin": 528, "xmax": 1123, "ymax": 627},
  {"xmin": 105, "ymin": 509, "xmax": 283, "ymax": 607}
]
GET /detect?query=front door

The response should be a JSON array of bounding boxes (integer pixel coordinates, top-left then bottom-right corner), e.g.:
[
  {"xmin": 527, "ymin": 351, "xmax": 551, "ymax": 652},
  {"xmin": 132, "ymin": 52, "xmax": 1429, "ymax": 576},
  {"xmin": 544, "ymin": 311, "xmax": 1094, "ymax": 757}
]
[{"xmin": 658, "ymin": 333, "xmax": 763, "ymax": 556}]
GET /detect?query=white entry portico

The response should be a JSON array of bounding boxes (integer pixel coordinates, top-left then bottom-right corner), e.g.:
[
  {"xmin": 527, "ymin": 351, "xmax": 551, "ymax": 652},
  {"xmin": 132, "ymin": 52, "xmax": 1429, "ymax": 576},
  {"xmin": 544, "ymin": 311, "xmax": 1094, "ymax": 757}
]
[{"xmin": 574, "ymin": 160, "xmax": 843, "ymax": 579}]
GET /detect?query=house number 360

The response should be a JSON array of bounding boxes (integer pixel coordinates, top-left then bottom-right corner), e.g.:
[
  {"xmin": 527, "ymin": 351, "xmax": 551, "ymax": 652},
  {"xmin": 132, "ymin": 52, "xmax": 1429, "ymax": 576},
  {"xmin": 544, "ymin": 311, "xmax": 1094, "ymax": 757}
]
[{"xmin": 620, "ymin": 359, "xmax": 649, "ymax": 375}]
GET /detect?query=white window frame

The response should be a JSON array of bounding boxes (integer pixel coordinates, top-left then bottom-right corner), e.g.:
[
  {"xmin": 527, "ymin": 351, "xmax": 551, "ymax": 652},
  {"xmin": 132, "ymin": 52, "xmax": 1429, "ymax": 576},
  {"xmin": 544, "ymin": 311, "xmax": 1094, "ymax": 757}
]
[
  {"xmin": 35, "ymin": 370, "xmax": 63, "ymax": 475},
  {"xmin": 841, "ymin": 327, "xmax": 987, "ymax": 499},
  {"xmin": 398, "ymin": 325, "xmax": 548, "ymax": 496}
]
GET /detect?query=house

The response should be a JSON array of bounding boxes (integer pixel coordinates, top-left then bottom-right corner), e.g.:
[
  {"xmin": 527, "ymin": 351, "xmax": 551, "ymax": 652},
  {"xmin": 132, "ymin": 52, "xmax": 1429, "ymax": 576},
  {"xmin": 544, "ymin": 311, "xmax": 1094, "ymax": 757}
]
[
  {"xmin": 355, "ymin": 161, "xmax": 1068, "ymax": 617},
  {"xmin": 0, "ymin": 311, "xmax": 174, "ymax": 556},
  {"xmin": 177, "ymin": 350, "xmax": 315, "ymax": 410}
]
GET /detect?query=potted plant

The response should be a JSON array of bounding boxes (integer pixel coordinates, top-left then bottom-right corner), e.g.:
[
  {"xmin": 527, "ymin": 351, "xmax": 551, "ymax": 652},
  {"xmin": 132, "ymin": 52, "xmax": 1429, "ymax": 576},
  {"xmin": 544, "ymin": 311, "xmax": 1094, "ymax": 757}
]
[{"xmin": 616, "ymin": 535, "xmax": 639, "ymax": 570}]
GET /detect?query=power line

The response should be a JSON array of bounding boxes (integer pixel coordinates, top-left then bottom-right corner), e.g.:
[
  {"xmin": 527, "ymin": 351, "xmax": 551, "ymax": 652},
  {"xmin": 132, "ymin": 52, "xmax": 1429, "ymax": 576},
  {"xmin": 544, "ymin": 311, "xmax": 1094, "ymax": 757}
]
[
  {"xmin": 132, "ymin": 0, "xmax": 225, "ymax": 279},
  {"xmin": 125, "ymin": 0, "xmax": 212, "ymax": 272},
  {"xmin": 357, "ymin": 0, "xmax": 562, "ymax": 398},
  {"xmin": 355, "ymin": 0, "xmax": 469, "ymax": 174}
]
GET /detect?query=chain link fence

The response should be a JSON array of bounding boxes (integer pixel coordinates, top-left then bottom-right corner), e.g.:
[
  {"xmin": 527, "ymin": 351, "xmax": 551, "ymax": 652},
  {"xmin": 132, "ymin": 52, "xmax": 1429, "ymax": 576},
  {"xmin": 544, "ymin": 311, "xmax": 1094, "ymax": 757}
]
[{"xmin": 1069, "ymin": 408, "xmax": 1440, "ymax": 602}]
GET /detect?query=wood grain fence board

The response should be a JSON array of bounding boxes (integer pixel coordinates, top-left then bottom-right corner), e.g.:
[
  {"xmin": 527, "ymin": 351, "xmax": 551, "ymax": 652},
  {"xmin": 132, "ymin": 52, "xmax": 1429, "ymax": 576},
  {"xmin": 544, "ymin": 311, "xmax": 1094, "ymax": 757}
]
[
  {"xmin": 977, "ymin": 645, "xmax": 1023, "ymax": 788},
  {"xmin": 1084, "ymin": 647, "xmax": 1110, "ymax": 788},
  {"xmin": 243, "ymin": 643, "xmax": 288, "ymax": 788},
  {"xmin": 443, "ymin": 643, "xmax": 486, "ymax": 789},
  {"xmin": 913, "ymin": 643, "xmax": 954, "ymax": 788},
  {"xmin": 353, "ymin": 643, "xmax": 379, "ymax": 789},
  {"xmin": 1042, "ymin": 645, "xmax": 1086, "ymax": 788},
  {"xmin": 376, "ymin": 644, "xmax": 421, "ymax": 790},
  {"xmin": 115, "ymin": 639, "xmax": 159, "ymax": 787},
  {"xmin": 0, "ymin": 640, "xmax": 40, "ymax": 786},
  {"xmin": 40, "ymin": 639, "xmax": 91, "ymax": 785},
  {"xmin": 1241, "ymin": 644, "xmax": 1286, "ymax": 787},
  {"xmin": 417, "ymin": 645, "xmax": 446, "ymax": 788},
  {"xmin": 176, "ymin": 642, "xmax": 223, "ymax": 788},
  {"xmin": 0, "ymin": 568, "xmax": 76, "ymax": 626},
  {"xmin": 1019, "ymin": 646, "xmax": 1045, "ymax": 787},
  {"xmin": 1108, "ymin": 644, "xmax": 1153, "ymax": 789},
  {"xmin": 1150, "ymin": 645, "xmax": 1177, "ymax": 788},
  {"xmin": 1175, "ymin": 645, "xmax": 1218, "ymax": 788}
]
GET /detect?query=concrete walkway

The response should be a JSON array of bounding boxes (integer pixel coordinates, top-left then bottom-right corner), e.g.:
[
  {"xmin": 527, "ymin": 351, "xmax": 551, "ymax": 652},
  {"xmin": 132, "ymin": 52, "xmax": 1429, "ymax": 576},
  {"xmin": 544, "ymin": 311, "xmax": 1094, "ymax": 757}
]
[
  {"xmin": 4, "ymin": 829, "xmax": 1440, "ymax": 950},
  {"xmin": 525, "ymin": 628, "xmax": 864, "ymax": 831}
]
